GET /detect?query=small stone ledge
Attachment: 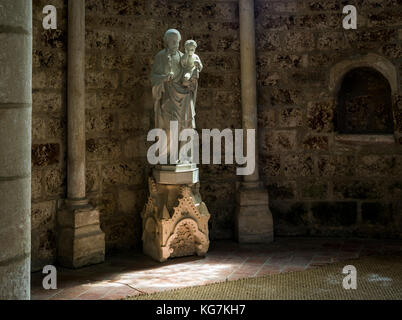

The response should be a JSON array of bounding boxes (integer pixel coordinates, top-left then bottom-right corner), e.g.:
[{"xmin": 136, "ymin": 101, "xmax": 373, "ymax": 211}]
[{"xmin": 334, "ymin": 134, "xmax": 396, "ymax": 145}]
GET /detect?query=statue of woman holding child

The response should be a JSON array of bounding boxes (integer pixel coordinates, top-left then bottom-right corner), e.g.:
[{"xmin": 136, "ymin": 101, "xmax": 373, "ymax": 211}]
[{"xmin": 150, "ymin": 29, "xmax": 203, "ymax": 163}]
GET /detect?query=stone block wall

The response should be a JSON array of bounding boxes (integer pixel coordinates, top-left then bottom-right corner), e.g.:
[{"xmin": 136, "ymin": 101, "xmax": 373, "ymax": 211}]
[
  {"xmin": 31, "ymin": 0, "xmax": 67, "ymax": 271},
  {"xmin": 84, "ymin": 0, "xmax": 151, "ymax": 256},
  {"xmin": 256, "ymin": 0, "xmax": 402, "ymax": 238},
  {"xmin": 30, "ymin": 0, "xmax": 402, "ymax": 270}
]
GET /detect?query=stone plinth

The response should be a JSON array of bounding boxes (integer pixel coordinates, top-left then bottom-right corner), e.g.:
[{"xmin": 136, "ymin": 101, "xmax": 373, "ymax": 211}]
[
  {"xmin": 153, "ymin": 164, "xmax": 199, "ymax": 185},
  {"xmin": 142, "ymin": 175, "xmax": 210, "ymax": 262},
  {"xmin": 57, "ymin": 205, "xmax": 105, "ymax": 268},
  {"xmin": 235, "ymin": 187, "xmax": 274, "ymax": 243}
]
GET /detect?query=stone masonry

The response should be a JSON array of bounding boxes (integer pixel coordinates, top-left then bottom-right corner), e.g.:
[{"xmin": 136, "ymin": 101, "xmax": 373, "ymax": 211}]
[{"xmin": 255, "ymin": 0, "xmax": 402, "ymax": 238}]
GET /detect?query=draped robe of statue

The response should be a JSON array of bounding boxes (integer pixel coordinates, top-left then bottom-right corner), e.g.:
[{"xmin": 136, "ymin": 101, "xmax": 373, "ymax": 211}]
[{"xmin": 151, "ymin": 48, "xmax": 202, "ymax": 162}]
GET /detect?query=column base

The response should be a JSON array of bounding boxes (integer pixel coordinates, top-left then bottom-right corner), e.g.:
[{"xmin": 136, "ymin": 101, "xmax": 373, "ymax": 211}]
[
  {"xmin": 57, "ymin": 203, "xmax": 105, "ymax": 268},
  {"xmin": 235, "ymin": 186, "xmax": 274, "ymax": 243},
  {"xmin": 142, "ymin": 177, "xmax": 210, "ymax": 262}
]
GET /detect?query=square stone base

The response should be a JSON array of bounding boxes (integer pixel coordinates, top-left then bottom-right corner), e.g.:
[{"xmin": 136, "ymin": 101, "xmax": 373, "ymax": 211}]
[
  {"xmin": 153, "ymin": 166, "xmax": 199, "ymax": 185},
  {"xmin": 235, "ymin": 187, "xmax": 274, "ymax": 243},
  {"xmin": 57, "ymin": 205, "xmax": 105, "ymax": 268}
]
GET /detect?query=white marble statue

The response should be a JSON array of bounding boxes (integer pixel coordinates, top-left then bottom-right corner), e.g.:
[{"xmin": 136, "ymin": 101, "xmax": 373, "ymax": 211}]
[{"xmin": 150, "ymin": 29, "xmax": 203, "ymax": 163}]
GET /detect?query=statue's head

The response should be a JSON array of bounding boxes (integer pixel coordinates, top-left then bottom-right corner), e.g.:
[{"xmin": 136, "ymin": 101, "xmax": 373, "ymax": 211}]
[
  {"xmin": 184, "ymin": 40, "xmax": 197, "ymax": 56},
  {"xmin": 163, "ymin": 29, "xmax": 181, "ymax": 51}
]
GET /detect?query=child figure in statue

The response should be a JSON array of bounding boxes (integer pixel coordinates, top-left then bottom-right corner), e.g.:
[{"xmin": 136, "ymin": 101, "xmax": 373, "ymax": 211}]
[{"xmin": 181, "ymin": 40, "xmax": 203, "ymax": 88}]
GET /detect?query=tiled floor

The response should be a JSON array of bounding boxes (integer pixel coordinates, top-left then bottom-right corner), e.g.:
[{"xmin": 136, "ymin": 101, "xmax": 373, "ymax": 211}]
[{"xmin": 31, "ymin": 238, "xmax": 402, "ymax": 300}]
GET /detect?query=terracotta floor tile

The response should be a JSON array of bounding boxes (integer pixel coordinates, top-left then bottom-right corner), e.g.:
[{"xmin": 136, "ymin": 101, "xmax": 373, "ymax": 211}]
[
  {"xmin": 246, "ymin": 256, "xmax": 269, "ymax": 265},
  {"xmin": 281, "ymin": 266, "xmax": 306, "ymax": 273},
  {"xmin": 101, "ymin": 285, "xmax": 143, "ymax": 300},
  {"xmin": 74, "ymin": 285, "xmax": 116, "ymax": 300},
  {"xmin": 31, "ymin": 289, "xmax": 62, "ymax": 300},
  {"xmin": 49, "ymin": 284, "xmax": 92, "ymax": 300}
]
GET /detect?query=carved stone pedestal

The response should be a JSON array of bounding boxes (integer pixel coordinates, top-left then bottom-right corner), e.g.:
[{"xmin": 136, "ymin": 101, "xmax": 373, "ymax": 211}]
[
  {"xmin": 57, "ymin": 204, "xmax": 105, "ymax": 268},
  {"xmin": 142, "ymin": 172, "xmax": 210, "ymax": 262},
  {"xmin": 235, "ymin": 187, "xmax": 274, "ymax": 243}
]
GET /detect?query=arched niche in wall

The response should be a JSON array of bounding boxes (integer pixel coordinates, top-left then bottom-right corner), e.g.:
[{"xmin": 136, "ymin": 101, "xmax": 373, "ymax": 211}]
[
  {"xmin": 335, "ymin": 67, "xmax": 394, "ymax": 134},
  {"xmin": 329, "ymin": 53, "xmax": 400, "ymax": 144}
]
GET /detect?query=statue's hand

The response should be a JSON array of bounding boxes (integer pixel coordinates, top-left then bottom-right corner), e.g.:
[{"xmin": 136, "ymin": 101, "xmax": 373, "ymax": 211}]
[{"xmin": 165, "ymin": 72, "xmax": 174, "ymax": 82}]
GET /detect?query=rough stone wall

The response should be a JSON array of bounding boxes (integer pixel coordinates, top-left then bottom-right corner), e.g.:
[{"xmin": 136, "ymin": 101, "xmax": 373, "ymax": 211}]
[
  {"xmin": 256, "ymin": 0, "xmax": 402, "ymax": 238},
  {"xmin": 84, "ymin": 0, "xmax": 151, "ymax": 255},
  {"xmin": 31, "ymin": 0, "xmax": 67, "ymax": 271}
]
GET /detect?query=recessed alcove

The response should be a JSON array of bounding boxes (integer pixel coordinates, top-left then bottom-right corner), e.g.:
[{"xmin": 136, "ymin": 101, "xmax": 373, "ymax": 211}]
[
  {"xmin": 329, "ymin": 54, "xmax": 400, "ymax": 144},
  {"xmin": 335, "ymin": 67, "xmax": 394, "ymax": 135}
]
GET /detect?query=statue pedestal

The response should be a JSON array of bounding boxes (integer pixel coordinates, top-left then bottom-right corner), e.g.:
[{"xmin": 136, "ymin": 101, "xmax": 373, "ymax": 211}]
[
  {"xmin": 142, "ymin": 166, "xmax": 210, "ymax": 262},
  {"xmin": 153, "ymin": 164, "xmax": 199, "ymax": 184}
]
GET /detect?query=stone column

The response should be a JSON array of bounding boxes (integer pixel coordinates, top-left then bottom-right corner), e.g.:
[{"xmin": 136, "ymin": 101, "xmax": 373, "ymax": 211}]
[
  {"xmin": 235, "ymin": 0, "xmax": 274, "ymax": 243},
  {"xmin": 57, "ymin": 0, "xmax": 105, "ymax": 268},
  {"xmin": 67, "ymin": 0, "xmax": 87, "ymax": 205},
  {"xmin": 0, "ymin": 0, "xmax": 32, "ymax": 299}
]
